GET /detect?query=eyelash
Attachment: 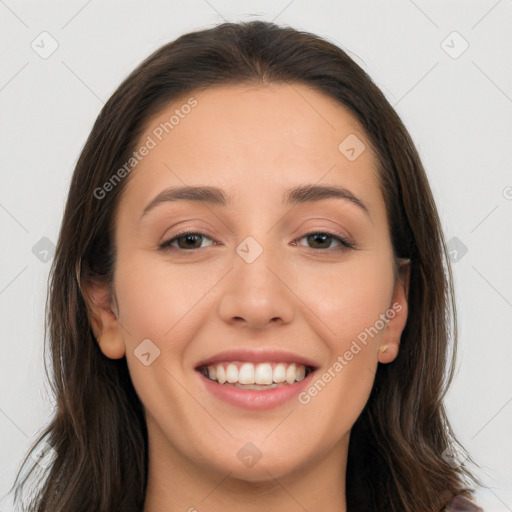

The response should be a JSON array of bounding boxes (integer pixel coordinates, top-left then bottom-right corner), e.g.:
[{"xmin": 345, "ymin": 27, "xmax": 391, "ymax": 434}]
[{"xmin": 158, "ymin": 229, "xmax": 355, "ymax": 253}]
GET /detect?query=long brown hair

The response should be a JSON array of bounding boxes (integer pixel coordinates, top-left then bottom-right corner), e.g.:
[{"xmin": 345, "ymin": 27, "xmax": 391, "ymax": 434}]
[{"xmin": 12, "ymin": 20, "xmax": 481, "ymax": 511}]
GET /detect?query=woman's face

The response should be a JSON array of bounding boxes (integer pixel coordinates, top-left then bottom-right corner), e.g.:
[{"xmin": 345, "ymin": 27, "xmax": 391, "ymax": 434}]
[{"xmin": 90, "ymin": 83, "xmax": 409, "ymax": 484}]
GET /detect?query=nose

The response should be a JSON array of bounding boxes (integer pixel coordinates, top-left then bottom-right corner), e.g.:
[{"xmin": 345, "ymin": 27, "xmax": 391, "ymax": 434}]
[{"xmin": 217, "ymin": 242, "xmax": 295, "ymax": 330}]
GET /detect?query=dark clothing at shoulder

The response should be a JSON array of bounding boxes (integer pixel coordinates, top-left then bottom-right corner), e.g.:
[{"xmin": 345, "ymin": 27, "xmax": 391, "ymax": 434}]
[{"xmin": 445, "ymin": 495, "xmax": 484, "ymax": 511}]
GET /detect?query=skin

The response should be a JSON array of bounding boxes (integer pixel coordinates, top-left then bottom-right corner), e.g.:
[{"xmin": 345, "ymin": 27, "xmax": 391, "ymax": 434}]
[{"xmin": 85, "ymin": 83, "xmax": 410, "ymax": 511}]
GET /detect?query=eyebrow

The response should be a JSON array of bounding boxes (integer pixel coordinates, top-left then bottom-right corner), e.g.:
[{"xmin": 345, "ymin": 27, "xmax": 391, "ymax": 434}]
[{"xmin": 140, "ymin": 184, "xmax": 371, "ymax": 220}]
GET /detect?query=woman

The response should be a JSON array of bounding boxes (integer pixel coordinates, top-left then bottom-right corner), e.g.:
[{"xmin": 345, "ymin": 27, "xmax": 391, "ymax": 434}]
[{"xmin": 13, "ymin": 21, "xmax": 483, "ymax": 511}]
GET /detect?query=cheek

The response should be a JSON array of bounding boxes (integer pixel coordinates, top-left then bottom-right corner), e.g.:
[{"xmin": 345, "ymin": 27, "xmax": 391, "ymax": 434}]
[
  {"xmin": 113, "ymin": 251, "xmax": 217, "ymax": 345},
  {"xmin": 111, "ymin": 251, "xmax": 227, "ymax": 406},
  {"xmin": 296, "ymin": 349, "xmax": 377, "ymax": 447},
  {"xmin": 112, "ymin": 253, "xmax": 215, "ymax": 427},
  {"xmin": 292, "ymin": 254, "xmax": 394, "ymax": 416},
  {"xmin": 293, "ymin": 252, "xmax": 395, "ymax": 347}
]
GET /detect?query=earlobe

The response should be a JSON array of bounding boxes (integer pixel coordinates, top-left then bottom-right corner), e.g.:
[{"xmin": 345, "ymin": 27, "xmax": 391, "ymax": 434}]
[
  {"xmin": 82, "ymin": 279, "xmax": 126, "ymax": 360},
  {"xmin": 378, "ymin": 342, "xmax": 399, "ymax": 364},
  {"xmin": 96, "ymin": 331, "xmax": 126, "ymax": 359}
]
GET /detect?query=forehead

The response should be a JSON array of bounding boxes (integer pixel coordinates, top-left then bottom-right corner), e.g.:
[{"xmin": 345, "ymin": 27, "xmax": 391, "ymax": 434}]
[
  {"xmin": 145, "ymin": 82, "xmax": 369, "ymax": 160},
  {"xmin": 121, "ymin": 82, "xmax": 380, "ymax": 212}
]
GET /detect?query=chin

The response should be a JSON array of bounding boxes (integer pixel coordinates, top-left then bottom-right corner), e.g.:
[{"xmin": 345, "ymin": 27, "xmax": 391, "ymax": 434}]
[{"xmin": 207, "ymin": 445, "xmax": 311, "ymax": 484}]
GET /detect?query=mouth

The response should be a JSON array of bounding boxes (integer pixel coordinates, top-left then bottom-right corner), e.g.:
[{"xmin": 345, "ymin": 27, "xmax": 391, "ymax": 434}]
[
  {"xmin": 194, "ymin": 348, "xmax": 320, "ymax": 409},
  {"xmin": 196, "ymin": 361, "xmax": 316, "ymax": 390},
  {"xmin": 195, "ymin": 355, "xmax": 318, "ymax": 410}
]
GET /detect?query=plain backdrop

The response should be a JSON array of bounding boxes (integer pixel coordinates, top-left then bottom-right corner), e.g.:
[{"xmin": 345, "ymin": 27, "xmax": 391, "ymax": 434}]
[{"xmin": 1, "ymin": 1, "xmax": 511, "ymax": 510}]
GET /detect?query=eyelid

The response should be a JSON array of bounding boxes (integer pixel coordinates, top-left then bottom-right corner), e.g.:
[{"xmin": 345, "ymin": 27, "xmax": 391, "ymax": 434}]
[
  {"xmin": 158, "ymin": 229, "xmax": 218, "ymax": 251},
  {"xmin": 158, "ymin": 229, "xmax": 356, "ymax": 252},
  {"xmin": 293, "ymin": 230, "xmax": 355, "ymax": 250}
]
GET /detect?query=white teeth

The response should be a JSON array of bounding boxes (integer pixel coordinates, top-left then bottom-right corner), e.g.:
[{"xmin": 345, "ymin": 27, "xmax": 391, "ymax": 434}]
[
  {"xmin": 254, "ymin": 363, "xmax": 273, "ymax": 385},
  {"xmin": 226, "ymin": 363, "xmax": 238, "ymax": 383},
  {"xmin": 202, "ymin": 361, "xmax": 310, "ymax": 385},
  {"xmin": 273, "ymin": 363, "xmax": 286, "ymax": 383},
  {"xmin": 238, "ymin": 363, "xmax": 255, "ymax": 384},
  {"xmin": 216, "ymin": 365, "xmax": 226, "ymax": 384},
  {"xmin": 285, "ymin": 363, "xmax": 296, "ymax": 384}
]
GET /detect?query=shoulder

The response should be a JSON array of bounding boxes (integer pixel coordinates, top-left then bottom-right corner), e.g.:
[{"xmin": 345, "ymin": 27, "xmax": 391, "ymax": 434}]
[{"xmin": 443, "ymin": 495, "xmax": 484, "ymax": 511}]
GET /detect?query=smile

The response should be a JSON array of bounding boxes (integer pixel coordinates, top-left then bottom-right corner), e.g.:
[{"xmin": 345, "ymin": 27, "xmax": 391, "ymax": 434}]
[
  {"xmin": 196, "ymin": 359, "xmax": 318, "ymax": 410},
  {"xmin": 198, "ymin": 361, "xmax": 314, "ymax": 389}
]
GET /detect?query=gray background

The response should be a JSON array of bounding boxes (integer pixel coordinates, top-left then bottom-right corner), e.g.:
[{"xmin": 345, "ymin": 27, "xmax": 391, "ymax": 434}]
[{"xmin": 1, "ymin": 1, "xmax": 511, "ymax": 510}]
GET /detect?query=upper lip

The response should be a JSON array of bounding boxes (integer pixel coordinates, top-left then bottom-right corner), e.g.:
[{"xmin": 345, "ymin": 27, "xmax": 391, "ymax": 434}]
[{"xmin": 195, "ymin": 348, "xmax": 320, "ymax": 370}]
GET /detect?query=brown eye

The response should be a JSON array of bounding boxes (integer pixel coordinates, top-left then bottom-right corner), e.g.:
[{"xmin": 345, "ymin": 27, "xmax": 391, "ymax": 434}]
[
  {"xmin": 159, "ymin": 231, "xmax": 215, "ymax": 251},
  {"xmin": 294, "ymin": 232, "xmax": 354, "ymax": 250},
  {"xmin": 176, "ymin": 233, "xmax": 203, "ymax": 249}
]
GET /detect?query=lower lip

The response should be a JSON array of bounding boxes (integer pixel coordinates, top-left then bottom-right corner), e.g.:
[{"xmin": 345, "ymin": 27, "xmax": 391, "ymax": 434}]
[{"xmin": 197, "ymin": 371, "xmax": 315, "ymax": 410}]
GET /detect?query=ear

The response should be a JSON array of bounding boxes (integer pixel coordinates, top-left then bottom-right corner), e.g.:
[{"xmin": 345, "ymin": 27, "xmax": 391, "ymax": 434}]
[
  {"xmin": 378, "ymin": 259, "xmax": 410, "ymax": 364},
  {"xmin": 82, "ymin": 279, "xmax": 126, "ymax": 360}
]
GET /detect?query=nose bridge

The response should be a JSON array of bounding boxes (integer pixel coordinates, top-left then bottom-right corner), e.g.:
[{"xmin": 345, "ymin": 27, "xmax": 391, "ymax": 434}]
[
  {"xmin": 217, "ymin": 232, "xmax": 295, "ymax": 328},
  {"xmin": 237, "ymin": 235, "xmax": 280, "ymax": 295}
]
